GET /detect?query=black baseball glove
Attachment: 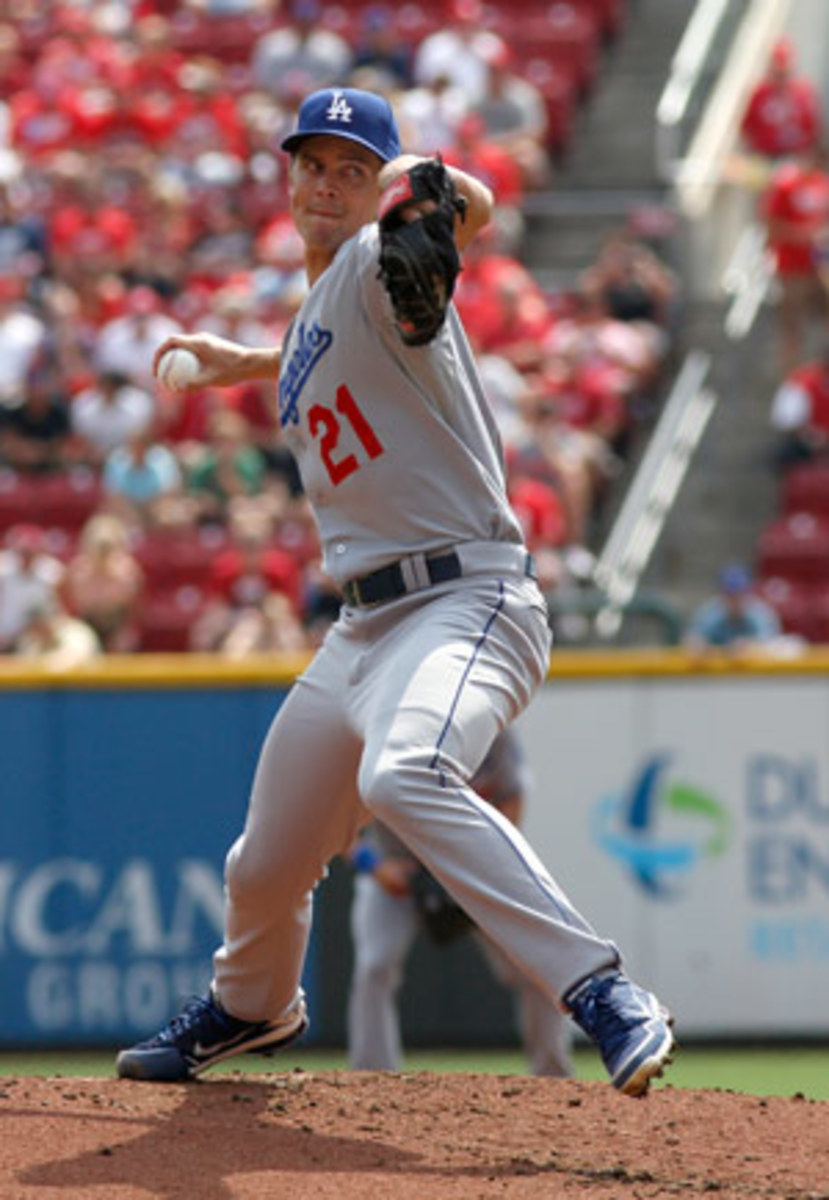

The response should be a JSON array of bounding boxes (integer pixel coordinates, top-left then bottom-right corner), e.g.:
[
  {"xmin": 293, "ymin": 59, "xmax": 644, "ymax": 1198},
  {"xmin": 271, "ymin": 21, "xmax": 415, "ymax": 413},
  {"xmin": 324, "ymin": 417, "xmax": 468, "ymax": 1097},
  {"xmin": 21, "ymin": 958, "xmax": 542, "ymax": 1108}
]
[
  {"xmin": 377, "ymin": 158, "xmax": 467, "ymax": 347},
  {"xmin": 409, "ymin": 864, "xmax": 474, "ymax": 946}
]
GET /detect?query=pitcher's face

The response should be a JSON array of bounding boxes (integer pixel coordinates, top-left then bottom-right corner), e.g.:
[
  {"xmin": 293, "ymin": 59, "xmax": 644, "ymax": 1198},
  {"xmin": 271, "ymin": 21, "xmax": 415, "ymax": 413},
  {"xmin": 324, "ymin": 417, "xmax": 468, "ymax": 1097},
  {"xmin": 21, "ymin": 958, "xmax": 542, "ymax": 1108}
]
[{"xmin": 289, "ymin": 135, "xmax": 382, "ymax": 262}]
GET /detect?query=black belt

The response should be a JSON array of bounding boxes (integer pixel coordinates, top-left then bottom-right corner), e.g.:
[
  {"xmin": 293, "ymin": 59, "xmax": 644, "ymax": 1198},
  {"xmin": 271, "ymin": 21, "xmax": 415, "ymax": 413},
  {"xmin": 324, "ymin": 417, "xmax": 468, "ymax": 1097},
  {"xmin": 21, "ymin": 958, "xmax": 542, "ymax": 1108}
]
[
  {"xmin": 341, "ymin": 549, "xmax": 536, "ymax": 609},
  {"xmin": 342, "ymin": 551, "xmax": 461, "ymax": 608}
]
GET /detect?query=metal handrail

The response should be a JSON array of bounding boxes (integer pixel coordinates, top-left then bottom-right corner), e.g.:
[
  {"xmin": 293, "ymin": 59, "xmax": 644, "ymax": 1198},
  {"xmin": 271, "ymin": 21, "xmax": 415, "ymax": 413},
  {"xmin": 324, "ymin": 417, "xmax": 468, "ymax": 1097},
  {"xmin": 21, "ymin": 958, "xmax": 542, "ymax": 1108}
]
[
  {"xmin": 656, "ymin": 0, "xmax": 733, "ymax": 181},
  {"xmin": 592, "ymin": 350, "xmax": 717, "ymax": 638},
  {"xmin": 722, "ymin": 220, "xmax": 774, "ymax": 340}
]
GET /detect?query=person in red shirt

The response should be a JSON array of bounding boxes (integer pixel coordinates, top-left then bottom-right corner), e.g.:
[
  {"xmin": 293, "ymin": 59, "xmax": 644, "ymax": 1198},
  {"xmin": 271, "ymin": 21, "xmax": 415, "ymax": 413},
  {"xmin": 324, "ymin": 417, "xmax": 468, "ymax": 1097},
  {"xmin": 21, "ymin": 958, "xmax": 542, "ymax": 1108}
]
[
  {"xmin": 49, "ymin": 172, "xmax": 139, "ymax": 281},
  {"xmin": 764, "ymin": 143, "xmax": 829, "ymax": 371},
  {"xmin": 770, "ymin": 341, "xmax": 829, "ymax": 469},
  {"xmin": 443, "ymin": 113, "xmax": 523, "ymax": 211},
  {"xmin": 741, "ymin": 39, "xmax": 822, "ymax": 164},
  {"xmin": 190, "ymin": 503, "xmax": 303, "ymax": 651}
]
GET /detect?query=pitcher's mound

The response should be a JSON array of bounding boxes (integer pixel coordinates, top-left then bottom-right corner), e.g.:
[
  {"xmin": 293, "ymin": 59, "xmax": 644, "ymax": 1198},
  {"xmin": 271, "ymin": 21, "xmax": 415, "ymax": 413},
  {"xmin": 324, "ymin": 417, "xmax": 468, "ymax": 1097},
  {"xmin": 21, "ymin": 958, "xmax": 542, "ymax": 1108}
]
[{"xmin": 0, "ymin": 1071, "xmax": 823, "ymax": 1198}]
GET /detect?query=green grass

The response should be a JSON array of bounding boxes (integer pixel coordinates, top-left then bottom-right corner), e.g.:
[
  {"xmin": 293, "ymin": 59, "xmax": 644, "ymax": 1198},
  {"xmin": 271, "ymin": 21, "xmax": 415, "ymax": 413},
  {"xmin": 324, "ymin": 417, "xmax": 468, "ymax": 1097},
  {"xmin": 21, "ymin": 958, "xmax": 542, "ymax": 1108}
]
[{"xmin": 2, "ymin": 1045, "xmax": 828, "ymax": 1100}]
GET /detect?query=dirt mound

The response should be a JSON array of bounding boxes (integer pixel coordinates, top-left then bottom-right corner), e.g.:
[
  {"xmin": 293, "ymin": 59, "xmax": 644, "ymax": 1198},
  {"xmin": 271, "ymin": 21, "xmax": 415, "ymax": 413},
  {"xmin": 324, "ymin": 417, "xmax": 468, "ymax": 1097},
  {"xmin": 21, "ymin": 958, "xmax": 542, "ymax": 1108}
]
[{"xmin": 0, "ymin": 1071, "xmax": 825, "ymax": 1198}]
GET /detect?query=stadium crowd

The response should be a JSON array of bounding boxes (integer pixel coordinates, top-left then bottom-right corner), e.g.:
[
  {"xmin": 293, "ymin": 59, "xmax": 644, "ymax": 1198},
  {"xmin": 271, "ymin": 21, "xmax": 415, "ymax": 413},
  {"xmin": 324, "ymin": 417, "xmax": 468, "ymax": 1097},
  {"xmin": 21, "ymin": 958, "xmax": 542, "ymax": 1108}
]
[
  {"xmin": 0, "ymin": 0, "xmax": 683, "ymax": 658},
  {"xmin": 724, "ymin": 36, "xmax": 829, "ymax": 648}
]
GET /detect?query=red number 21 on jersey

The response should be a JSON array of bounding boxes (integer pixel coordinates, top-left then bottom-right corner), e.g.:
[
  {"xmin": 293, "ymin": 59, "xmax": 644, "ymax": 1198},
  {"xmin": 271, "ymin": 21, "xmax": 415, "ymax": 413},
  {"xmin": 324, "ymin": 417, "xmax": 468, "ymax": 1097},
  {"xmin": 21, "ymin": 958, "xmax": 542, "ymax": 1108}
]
[{"xmin": 308, "ymin": 385, "xmax": 385, "ymax": 485}]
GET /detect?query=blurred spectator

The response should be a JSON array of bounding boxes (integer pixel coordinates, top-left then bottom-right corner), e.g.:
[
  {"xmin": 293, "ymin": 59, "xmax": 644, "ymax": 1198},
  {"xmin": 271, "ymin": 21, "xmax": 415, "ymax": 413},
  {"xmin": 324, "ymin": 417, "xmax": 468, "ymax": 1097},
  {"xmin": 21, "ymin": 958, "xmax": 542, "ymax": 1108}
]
[
  {"xmin": 14, "ymin": 597, "xmax": 100, "ymax": 668},
  {"xmin": 740, "ymin": 39, "xmax": 822, "ymax": 168},
  {"xmin": 580, "ymin": 229, "xmax": 677, "ymax": 330},
  {"xmin": 0, "ymin": 181, "xmax": 48, "ymax": 281},
  {"xmin": 127, "ymin": 15, "xmax": 184, "ymax": 94},
  {"xmin": 0, "ymin": 23, "xmax": 30, "ymax": 105},
  {"xmin": 0, "ymin": 274, "xmax": 46, "ymax": 404},
  {"xmin": 763, "ymin": 143, "xmax": 829, "ymax": 373},
  {"xmin": 190, "ymin": 503, "xmax": 303, "ymax": 651},
  {"xmin": 94, "ymin": 285, "xmax": 183, "ymax": 388},
  {"xmin": 506, "ymin": 376, "xmax": 613, "ymax": 547},
  {"xmin": 9, "ymin": 67, "xmax": 77, "ymax": 161},
  {"xmin": 0, "ymin": 360, "xmax": 74, "ymax": 473},
  {"xmin": 538, "ymin": 352, "xmax": 628, "ymax": 453},
  {"xmin": 61, "ymin": 512, "xmax": 144, "ymax": 652},
  {"xmin": 0, "ymin": 524, "xmax": 64, "ymax": 653},
  {"xmin": 251, "ymin": 0, "xmax": 352, "ymax": 95},
  {"xmin": 70, "ymin": 369, "xmax": 155, "ymax": 464},
  {"xmin": 187, "ymin": 192, "xmax": 255, "ymax": 288},
  {"xmin": 453, "ymin": 221, "xmax": 536, "ymax": 350},
  {"xmin": 395, "ymin": 74, "xmax": 467, "ymax": 157},
  {"xmin": 350, "ymin": 5, "xmax": 413, "ymax": 91},
  {"xmin": 413, "ymin": 0, "xmax": 508, "ymax": 106},
  {"xmin": 444, "ymin": 112, "xmax": 523, "ymax": 212},
  {"xmin": 508, "ymin": 471, "xmax": 568, "ymax": 593},
  {"xmin": 685, "ymin": 564, "xmax": 782, "ymax": 652},
  {"xmin": 471, "ymin": 40, "xmax": 551, "ymax": 190},
  {"xmin": 218, "ymin": 591, "xmax": 309, "ymax": 656},
  {"xmin": 543, "ymin": 289, "xmax": 664, "ymax": 426},
  {"xmin": 47, "ymin": 158, "xmax": 139, "ymax": 282},
  {"xmin": 470, "ymin": 262, "xmax": 554, "ymax": 369},
  {"xmin": 173, "ymin": 58, "xmax": 248, "ymax": 161},
  {"xmin": 186, "ymin": 408, "xmax": 268, "ymax": 525},
  {"xmin": 102, "ymin": 426, "xmax": 183, "ymax": 528},
  {"xmin": 201, "ymin": 282, "xmax": 270, "ymax": 348},
  {"xmin": 770, "ymin": 341, "xmax": 829, "ymax": 470}
]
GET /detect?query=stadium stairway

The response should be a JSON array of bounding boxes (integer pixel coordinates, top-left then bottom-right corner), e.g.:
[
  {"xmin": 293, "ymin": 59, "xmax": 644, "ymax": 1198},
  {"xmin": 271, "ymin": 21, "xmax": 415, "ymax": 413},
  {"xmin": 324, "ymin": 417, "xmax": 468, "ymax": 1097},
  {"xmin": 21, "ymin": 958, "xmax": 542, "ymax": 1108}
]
[{"xmin": 521, "ymin": 0, "xmax": 786, "ymax": 629}]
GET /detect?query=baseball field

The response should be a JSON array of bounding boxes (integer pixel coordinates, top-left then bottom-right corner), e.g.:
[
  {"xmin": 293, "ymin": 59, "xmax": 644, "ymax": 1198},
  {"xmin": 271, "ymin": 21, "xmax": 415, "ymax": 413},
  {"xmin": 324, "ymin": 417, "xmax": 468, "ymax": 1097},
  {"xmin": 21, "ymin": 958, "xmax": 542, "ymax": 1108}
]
[{"xmin": 1, "ymin": 1046, "xmax": 827, "ymax": 1198}]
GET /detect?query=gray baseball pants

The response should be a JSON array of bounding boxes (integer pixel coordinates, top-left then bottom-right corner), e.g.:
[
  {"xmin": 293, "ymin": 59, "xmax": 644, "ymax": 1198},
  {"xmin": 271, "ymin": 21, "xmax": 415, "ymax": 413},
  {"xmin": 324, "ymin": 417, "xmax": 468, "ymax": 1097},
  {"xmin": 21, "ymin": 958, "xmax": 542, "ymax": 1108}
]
[{"xmin": 212, "ymin": 571, "xmax": 618, "ymax": 1023}]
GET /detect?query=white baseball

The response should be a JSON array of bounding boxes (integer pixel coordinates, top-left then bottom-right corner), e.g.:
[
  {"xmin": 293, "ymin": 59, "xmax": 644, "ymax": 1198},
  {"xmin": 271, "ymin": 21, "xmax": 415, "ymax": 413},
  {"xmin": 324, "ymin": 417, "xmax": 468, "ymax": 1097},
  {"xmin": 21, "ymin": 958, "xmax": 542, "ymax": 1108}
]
[{"xmin": 157, "ymin": 346, "xmax": 202, "ymax": 392}]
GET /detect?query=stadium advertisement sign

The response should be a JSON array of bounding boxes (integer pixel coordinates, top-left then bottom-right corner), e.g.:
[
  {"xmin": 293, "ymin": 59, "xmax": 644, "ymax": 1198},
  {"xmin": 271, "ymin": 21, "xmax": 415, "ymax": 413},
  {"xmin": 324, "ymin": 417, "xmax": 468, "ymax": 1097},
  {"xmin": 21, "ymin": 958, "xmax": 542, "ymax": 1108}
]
[
  {"xmin": 520, "ymin": 675, "xmax": 829, "ymax": 1035},
  {"xmin": 0, "ymin": 686, "xmax": 310, "ymax": 1046},
  {"xmin": 1, "ymin": 668, "xmax": 826, "ymax": 1043}
]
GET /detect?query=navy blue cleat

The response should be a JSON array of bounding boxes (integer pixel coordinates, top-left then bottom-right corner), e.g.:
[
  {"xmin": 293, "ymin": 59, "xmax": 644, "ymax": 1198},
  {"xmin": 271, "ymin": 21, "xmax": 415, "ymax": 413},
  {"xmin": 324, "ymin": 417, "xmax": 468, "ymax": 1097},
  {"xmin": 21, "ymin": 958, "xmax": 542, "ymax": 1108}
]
[
  {"xmin": 116, "ymin": 989, "xmax": 308, "ymax": 1082},
  {"xmin": 564, "ymin": 970, "xmax": 675, "ymax": 1097}
]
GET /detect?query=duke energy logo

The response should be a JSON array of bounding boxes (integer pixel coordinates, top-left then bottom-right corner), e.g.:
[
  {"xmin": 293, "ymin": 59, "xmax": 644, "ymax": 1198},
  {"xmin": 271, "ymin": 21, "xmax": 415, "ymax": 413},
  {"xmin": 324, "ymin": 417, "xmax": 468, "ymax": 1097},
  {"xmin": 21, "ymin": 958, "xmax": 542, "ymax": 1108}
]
[{"xmin": 593, "ymin": 754, "xmax": 730, "ymax": 897}]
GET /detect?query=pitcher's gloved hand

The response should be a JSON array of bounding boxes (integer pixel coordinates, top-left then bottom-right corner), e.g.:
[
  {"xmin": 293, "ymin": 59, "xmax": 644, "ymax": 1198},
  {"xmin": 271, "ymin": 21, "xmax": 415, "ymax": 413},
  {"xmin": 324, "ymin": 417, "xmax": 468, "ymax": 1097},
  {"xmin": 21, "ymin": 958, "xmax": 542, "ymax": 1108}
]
[{"xmin": 377, "ymin": 158, "xmax": 467, "ymax": 346}]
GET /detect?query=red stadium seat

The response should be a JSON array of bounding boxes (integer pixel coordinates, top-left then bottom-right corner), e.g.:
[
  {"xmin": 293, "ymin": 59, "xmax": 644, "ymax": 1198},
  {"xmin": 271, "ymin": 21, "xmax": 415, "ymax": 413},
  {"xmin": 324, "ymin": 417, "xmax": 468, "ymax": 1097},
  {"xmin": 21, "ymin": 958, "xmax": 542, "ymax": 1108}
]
[
  {"xmin": 134, "ymin": 525, "xmax": 229, "ymax": 592},
  {"xmin": 394, "ymin": 3, "xmax": 443, "ymax": 44},
  {"xmin": 756, "ymin": 576, "xmax": 822, "ymax": 642},
  {"xmin": 781, "ymin": 462, "xmax": 829, "ymax": 517},
  {"xmin": 26, "ymin": 469, "xmax": 103, "ymax": 531},
  {"xmin": 0, "ymin": 470, "xmax": 37, "ymax": 534},
  {"xmin": 575, "ymin": 0, "xmax": 626, "ymax": 41},
  {"xmin": 319, "ymin": 4, "xmax": 361, "ymax": 41},
  {"xmin": 169, "ymin": 10, "xmax": 272, "ymax": 62},
  {"xmin": 136, "ymin": 585, "xmax": 207, "ymax": 652},
  {"xmin": 522, "ymin": 58, "xmax": 578, "ymax": 156},
  {"xmin": 510, "ymin": 4, "xmax": 600, "ymax": 97},
  {"xmin": 757, "ymin": 512, "xmax": 829, "ymax": 583}
]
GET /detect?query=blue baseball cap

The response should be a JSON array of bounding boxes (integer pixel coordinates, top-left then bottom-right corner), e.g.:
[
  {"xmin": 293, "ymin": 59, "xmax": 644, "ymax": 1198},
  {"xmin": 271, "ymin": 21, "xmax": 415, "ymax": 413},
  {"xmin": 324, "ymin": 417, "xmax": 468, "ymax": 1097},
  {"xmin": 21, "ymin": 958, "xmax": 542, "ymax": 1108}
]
[
  {"xmin": 280, "ymin": 87, "xmax": 401, "ymax": 162},
  {"xmin": 719, "ymin": 564, "xmax": 752, "ymax": 594}
]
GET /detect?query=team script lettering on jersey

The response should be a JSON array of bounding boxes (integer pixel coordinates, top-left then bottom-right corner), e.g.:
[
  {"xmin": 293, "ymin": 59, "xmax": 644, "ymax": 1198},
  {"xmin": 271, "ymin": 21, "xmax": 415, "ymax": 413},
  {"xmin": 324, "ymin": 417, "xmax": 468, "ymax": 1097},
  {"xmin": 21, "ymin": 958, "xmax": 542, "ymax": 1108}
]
[{"xmin": 279, "ymin": 321, "xmax": 333, "ymax": 427}]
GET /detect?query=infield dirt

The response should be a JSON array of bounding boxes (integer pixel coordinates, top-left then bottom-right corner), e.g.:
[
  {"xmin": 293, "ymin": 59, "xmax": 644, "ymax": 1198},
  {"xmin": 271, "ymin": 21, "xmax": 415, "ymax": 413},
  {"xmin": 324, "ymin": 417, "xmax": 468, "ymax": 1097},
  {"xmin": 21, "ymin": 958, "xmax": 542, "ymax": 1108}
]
[{"xmin": 0, "ymin": 1071, "xmax": 826, "ymax": 1198}]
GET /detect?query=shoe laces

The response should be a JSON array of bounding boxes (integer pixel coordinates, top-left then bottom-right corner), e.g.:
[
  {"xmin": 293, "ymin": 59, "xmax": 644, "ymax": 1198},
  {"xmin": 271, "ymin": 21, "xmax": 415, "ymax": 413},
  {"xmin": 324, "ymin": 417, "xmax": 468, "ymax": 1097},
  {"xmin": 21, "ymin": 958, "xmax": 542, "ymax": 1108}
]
[
  {"xmin": 152, "ymin": 994, "xmax": 236, "ymax": 1048},
  {"xmin": 570, "ymin": 973, "xmax": 637, "ymax": 1040}
]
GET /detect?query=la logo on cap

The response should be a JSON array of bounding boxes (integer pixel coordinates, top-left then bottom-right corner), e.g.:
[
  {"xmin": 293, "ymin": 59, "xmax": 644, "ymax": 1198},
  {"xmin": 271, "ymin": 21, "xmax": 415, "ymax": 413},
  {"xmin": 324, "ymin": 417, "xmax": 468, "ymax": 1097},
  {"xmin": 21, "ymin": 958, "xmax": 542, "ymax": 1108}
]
[{"xmin": 326, "ymin": 91, "xmax": 353, "ymax": 124}]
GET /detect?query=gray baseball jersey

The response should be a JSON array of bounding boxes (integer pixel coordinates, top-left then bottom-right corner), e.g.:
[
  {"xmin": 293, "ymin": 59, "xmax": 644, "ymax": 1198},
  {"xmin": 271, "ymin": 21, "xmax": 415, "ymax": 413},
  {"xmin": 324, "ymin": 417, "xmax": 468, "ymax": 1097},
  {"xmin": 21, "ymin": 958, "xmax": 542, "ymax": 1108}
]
[{"xmin": 276, "ymin": 224, "xmax": 523, "ymax": 584}]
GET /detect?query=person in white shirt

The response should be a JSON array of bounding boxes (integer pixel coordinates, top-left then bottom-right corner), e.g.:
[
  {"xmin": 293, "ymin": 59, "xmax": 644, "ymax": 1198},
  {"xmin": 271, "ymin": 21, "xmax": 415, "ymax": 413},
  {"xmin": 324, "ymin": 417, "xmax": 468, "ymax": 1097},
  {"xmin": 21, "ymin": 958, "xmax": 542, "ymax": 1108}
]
[
  {"xmin": 0, "ymin": 524, "xmax": 64, "ymax": 652},
  {"xmin": 413, "ymin": 0, "xmax": 508, "ymax": 106},
  {"xmin": 71, "ymin": 370, "xmax": 155, "ymax": 463},
  {"xmin": 94, "ymin": 287, "xmax": 182, "ymax": 390}
]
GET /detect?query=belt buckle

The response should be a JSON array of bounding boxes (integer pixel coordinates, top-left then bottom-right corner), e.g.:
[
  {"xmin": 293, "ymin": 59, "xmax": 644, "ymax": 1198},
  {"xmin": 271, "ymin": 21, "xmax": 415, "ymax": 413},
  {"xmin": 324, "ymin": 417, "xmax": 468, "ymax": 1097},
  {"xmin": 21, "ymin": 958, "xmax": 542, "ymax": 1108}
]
[{"xmin": 343, "ymin": 579, "xmax": 361, "ymax": 607}]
